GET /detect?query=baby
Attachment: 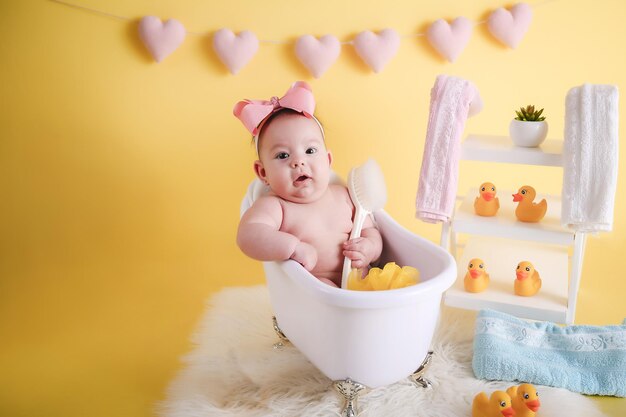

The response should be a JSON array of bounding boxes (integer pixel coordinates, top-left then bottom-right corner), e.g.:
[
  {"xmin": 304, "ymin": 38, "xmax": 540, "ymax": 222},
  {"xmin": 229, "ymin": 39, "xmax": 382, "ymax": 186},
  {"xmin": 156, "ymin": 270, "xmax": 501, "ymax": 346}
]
[{"xmin": 235, "ymin": 81, "xmax": 382, "ymax": 287}]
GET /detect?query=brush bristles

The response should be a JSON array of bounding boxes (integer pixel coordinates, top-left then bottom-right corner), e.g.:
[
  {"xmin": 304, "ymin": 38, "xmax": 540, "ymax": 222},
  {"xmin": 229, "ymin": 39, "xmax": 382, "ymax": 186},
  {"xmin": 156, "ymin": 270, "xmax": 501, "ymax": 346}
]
[{"xmin": 350, "ymin": 159, "xmax": 387, "ymax": 211}]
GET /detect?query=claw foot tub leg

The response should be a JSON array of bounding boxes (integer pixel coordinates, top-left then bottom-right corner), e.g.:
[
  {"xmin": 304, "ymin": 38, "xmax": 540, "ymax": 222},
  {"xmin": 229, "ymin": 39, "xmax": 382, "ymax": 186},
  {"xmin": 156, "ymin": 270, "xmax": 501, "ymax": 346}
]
[
  {"xmin": 333, "ymin": 378, "xmax": 367, "ymax": 417},
  {"xmin": 271, "ymin": 316, "xmax": 290, "ymax": 349},
  {"xmin": 410, "ymin": 351, "xmax": 434, "ymax": 389}
]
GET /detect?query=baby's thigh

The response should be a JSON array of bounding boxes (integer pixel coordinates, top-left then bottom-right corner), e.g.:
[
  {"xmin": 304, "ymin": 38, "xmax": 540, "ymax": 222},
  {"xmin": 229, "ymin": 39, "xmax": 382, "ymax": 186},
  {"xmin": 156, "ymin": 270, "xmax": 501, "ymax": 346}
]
[{"xmin": 318, "ymin": 277, "xmax": 339, "ymax": 287}]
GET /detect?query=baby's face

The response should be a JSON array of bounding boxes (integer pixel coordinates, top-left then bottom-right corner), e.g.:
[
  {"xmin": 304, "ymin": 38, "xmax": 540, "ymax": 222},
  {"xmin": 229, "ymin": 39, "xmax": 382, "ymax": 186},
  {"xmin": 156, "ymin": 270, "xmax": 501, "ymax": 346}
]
[{"xmin": 255, "ymin": 113, "xmax": 331, "ymax": 203}]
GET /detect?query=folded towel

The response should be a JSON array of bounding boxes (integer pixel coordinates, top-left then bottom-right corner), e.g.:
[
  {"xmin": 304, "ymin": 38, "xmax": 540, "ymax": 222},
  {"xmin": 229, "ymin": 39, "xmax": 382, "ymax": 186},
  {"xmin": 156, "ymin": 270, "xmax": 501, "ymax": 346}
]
[
  {"xmin": 415, "ymin": 75, "xmax": 482, "ymax": 223},
  {"xmin": 561, "ymin": 84, "xmax": 619, "ymax": 232},
  {"xmin": 473, "ymin": 309, "xmax": 626, "ymax": 397}
]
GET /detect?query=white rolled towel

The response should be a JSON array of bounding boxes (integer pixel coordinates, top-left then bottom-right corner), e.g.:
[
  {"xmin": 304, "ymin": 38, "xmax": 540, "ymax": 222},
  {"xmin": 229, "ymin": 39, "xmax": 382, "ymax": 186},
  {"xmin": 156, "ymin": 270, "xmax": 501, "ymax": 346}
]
[{"xmin": 561, "ymin": 84, "xmax": 619, "ymax": 232}]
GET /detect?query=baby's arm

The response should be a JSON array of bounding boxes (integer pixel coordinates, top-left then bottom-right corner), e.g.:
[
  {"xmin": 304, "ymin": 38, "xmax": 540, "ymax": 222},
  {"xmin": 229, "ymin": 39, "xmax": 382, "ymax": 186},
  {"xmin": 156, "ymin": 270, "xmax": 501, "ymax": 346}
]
[
  {"xmin": 237, "ymin": 196, "xmax": 318, "ymax": 270},
  {"xmin": 342, "ymin": 215, "xmax": 383, "ymax": 269}
]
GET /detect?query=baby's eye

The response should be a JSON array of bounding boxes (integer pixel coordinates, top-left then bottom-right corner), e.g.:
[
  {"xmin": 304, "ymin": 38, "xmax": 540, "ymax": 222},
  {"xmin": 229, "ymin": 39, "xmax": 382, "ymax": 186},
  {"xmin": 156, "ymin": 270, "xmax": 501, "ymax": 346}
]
[
  {"xmin": 305, "ymin": 147, "xmax": 317, "ymax": 154},
  {"xmin": 276, "ymin": 152, "xmax": 289, "ymax": 160}
]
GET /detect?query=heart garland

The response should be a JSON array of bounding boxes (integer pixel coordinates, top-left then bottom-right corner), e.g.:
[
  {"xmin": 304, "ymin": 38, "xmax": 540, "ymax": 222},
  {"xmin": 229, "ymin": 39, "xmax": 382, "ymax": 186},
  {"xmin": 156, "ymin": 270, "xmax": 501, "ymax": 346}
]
[
  {"xmin": 135, "ymin": 2, "xmax": 533, "ymax": 74},
  {"xmin": 138, "ymin": 16, "xmax": 186, "ymax": 63},
  {"xmin": 353, "ymin": 29, "xmax": 401, "ymax": 73},
  {"xmin": 487, "ymin": 3, "xmax": 533, "ymax": 48},
  {"xmin": 426, "ymin": 17, "xmax": 473, "ymax": 63},
  {"xmin": 213, "ymin": 29, "xmax": 259, "ymax": 75},
  {"xmin": 295, "ymin": 35, "xmax": 341, "ymax": 78}
]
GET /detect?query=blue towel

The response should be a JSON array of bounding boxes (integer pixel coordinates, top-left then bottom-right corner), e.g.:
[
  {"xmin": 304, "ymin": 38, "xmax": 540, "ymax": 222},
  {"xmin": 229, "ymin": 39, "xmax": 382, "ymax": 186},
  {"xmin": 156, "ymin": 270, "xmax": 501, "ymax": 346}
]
[{"xmin": 472, "ymin": 309, "xmax": 626, "ymax": 397}]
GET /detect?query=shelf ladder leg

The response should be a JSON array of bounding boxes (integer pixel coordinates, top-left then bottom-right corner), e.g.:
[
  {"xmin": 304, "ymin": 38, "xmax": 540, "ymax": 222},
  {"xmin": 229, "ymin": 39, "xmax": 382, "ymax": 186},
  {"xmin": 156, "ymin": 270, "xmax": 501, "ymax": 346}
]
[
  {"xmin": 566, "ymin": 232, "xmax": 587, "ymax": 324},
  {"xmin": 450, "ymin": 227, "xmax": 457, "ymax": 260},
  {"xmin": 440, "ymin": 221, "xmax": 450, "ymax": 252}
]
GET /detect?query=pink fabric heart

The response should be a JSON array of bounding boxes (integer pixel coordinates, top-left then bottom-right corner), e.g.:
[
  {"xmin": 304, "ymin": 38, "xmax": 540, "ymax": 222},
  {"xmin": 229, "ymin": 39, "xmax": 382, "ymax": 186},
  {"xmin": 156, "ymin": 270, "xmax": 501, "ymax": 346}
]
[
  {"xmin": 138, "ymin": 16, "xmax": 186, "ymax": 63},
  {"xmin": 295, "ymin": 35, "xmax": 341, "ymax": 78},
  {"xmin": 487, "ymin": 3, "xmax": 533, "ymax": 49},
  {"xmin": 212, "ymin": 29, "xmax": 259, "ymax": 75},
  {"xmin": 426, "ymin": 17, "xmax": 472, "ymax": 63},
  {"xmin": 353, "ymin": 29, "xmax": 400, "ymax": 73}
]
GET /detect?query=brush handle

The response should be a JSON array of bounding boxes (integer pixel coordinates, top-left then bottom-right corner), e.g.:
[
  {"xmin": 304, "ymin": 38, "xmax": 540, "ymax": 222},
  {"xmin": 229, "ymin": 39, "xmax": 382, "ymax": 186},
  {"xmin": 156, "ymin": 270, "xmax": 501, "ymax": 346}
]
[{"xmin": 340, "ymin": 207, "xmax": 368, "ymax": 289}]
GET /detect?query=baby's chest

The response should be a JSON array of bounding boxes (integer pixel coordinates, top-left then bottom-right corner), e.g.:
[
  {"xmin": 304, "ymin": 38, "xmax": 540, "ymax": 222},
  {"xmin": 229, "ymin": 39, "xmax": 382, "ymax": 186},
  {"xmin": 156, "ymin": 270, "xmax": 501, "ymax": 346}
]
[{"xmin": 281, "ymin": 200, "xmax": 353, "ymax": 238}]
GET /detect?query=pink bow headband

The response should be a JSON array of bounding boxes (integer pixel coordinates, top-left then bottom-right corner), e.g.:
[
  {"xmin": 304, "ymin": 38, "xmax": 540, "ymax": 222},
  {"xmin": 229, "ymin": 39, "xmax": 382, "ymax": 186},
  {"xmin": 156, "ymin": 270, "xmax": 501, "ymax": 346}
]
[{"xmin": 233, "ymin": 81, "xmax": 324, "ymax": 150}]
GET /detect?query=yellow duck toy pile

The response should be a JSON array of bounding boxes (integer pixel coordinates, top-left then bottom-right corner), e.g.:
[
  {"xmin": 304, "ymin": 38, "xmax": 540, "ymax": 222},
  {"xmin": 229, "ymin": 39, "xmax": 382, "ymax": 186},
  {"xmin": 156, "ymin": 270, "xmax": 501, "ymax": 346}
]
[
  {"xmin": 474, "ymin": 182, "xmax": 500, "ymax": 217},
  {"xmin": 514, "ymin": 261, "xmax": 542, "ymax": 296},
  {"xmin": 512, "ymin": 185, "xmax": 547, "ymax": 223},
  {"xmin": 347, "ymin": 262, "xmax": 419, "ymax": 291},
  {"xmin": 464, "ymin": 258, "xmax": 490, "ymax": 293},
  {"xmin": 507, "ymin": 383, "xmax": 541, "ymax": 417},
  {"xmin": 472, "ymin": 390, "xmax": 515, "ymax": 417}
]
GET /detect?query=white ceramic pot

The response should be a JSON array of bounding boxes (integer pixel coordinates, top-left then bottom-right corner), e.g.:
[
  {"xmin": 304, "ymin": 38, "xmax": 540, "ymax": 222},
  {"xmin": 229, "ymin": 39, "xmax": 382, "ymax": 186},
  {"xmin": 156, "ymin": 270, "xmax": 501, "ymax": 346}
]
[{"xmin": 509, "ymin": 119, "xmax": 548, "ymax": 147}]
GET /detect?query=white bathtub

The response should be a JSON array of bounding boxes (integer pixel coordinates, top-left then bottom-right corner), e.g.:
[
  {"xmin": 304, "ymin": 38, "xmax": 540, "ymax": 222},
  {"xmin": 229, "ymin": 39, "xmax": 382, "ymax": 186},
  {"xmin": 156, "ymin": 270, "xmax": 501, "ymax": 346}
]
[{"xmin": 241, "ymin": 179, "xmax": 456, "ymax": 389}]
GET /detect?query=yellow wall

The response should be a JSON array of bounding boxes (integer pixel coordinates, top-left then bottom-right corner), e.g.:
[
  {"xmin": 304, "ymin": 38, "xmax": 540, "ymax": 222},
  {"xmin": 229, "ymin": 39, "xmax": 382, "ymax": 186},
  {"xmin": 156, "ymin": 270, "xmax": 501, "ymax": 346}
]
[{"xmin": 1, "ymin": 0, "xmax": 625, "ymax": 416}]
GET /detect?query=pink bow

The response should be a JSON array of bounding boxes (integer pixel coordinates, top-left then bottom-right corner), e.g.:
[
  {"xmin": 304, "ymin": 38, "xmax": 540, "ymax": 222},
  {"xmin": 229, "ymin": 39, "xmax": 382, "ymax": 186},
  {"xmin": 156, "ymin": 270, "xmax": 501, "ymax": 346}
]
[{"xmin": 233, "ymin": 81, "xmax": 316, "ymax": 135}]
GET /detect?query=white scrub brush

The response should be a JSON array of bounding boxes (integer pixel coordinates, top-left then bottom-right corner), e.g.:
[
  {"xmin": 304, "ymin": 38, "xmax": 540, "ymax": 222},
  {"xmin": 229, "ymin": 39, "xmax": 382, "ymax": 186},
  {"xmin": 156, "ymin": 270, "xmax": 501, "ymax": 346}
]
[{"xmin": 341, "ymin": 159, "xmax": 388, "ymax": 289}]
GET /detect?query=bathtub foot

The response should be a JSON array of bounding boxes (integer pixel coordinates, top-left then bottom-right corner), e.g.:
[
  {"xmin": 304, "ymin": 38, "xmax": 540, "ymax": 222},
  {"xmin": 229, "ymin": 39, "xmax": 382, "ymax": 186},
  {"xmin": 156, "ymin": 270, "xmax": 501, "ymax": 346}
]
[
  {"xmin": 271, "ymin": 316, "xmax": 290, "ymax": 349},
  {"xmin": 333, "ymin": 378, "xmax": 367, "ymax": 417},
  {"xmin": 410, "ymin": 350, "xmax": 434, "ymax": 389}
]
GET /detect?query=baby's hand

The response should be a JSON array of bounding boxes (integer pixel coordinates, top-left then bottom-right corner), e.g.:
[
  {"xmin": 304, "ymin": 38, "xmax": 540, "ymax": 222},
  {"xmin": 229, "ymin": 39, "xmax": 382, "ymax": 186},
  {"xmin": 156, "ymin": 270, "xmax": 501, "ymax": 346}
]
[
  {"xmin": 343, "ymin": 237, "xmax": 378, "ymax": 269},
  {"xmin": 290, "ymin": 241, "xmax": 318, "ymax": 271}
]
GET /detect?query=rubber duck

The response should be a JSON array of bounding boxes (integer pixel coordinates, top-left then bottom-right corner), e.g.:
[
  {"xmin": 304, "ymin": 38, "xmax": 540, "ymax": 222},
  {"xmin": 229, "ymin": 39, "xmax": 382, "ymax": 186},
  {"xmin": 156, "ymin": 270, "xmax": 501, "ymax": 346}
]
[
  {"xmin": 507, "ymin": 383, "xmax": 541, "ymax": 417},
  {"xmin": 464, "ymin": 258, "xmax": 490, "ymax": 293},
  {"xmin": 474, "ymin": 182, "xmax": 500, "ymax": 217},
  {"xmin": 472, "ymin": 390, "xmax": 515, "ymax": 417},
  {"xmin": 514, "ymin": 261, "xmax": 542, "ymax": 296},
  {"xmin": 512, "ymin": 185, "xmax": 547, "ymax": 223}
]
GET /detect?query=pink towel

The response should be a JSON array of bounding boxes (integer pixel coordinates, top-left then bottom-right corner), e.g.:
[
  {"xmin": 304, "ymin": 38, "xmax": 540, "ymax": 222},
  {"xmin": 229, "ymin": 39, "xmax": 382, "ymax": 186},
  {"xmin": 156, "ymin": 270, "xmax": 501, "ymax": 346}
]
[{"xmin": 416, "ymin": 75, "xmax": 482, "ymax": 223}]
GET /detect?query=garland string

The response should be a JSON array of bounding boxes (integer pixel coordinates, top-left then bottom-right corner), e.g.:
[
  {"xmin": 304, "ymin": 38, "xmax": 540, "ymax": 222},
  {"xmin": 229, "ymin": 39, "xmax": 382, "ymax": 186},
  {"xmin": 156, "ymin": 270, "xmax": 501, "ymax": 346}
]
[{"xmin": 49, "ymin": 0, "xmax": 558, "ymax": 42}]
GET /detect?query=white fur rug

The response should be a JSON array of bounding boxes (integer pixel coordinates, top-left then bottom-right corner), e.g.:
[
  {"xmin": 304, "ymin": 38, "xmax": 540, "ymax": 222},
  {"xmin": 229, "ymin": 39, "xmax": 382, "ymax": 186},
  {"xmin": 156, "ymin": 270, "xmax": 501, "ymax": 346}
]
[{"xmin": 159, "ymin": 286, "xmax": 606, "ymax": 417}]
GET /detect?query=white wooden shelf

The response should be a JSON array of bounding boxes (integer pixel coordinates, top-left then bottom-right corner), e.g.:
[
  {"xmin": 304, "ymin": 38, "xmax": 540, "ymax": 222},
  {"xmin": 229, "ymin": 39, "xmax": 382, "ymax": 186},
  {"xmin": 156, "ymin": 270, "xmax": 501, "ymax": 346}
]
[
  {"xmin": 441, "ymin": 134, "xmax": 586, "ymax": 324},
  {"xmin": 461, "ymin": 134, "xmax": 563, "ymax": 166},
  {"xmin": 444, "ymin": 236, "xmax": 569, "ymax": 323},
  {"xmin": 453, "ymin": 189, "xmax": 574, "ymax": 246}
]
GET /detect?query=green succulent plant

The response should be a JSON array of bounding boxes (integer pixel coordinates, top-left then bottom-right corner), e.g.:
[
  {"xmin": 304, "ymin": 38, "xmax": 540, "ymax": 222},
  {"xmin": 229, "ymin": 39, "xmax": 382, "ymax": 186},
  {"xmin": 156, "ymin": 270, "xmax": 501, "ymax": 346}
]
[{"xmin": 514, "ymin": 105, "xmax": 546, "ymax": 121}]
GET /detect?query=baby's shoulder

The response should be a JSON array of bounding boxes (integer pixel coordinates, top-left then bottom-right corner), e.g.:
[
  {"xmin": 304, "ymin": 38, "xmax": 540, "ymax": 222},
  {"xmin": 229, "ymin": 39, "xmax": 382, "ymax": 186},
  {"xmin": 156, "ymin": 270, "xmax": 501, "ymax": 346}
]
[
  {"xmin": 247, "ymin": 194, "xmax": 285, "ymax": 219},
  {"xmin": 328, "ymin": 183, "xmax": 348, "ymax": 195},
  {"xmin": 328, "ymin": 183, "xmax": 353, "ymax": 207}
]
